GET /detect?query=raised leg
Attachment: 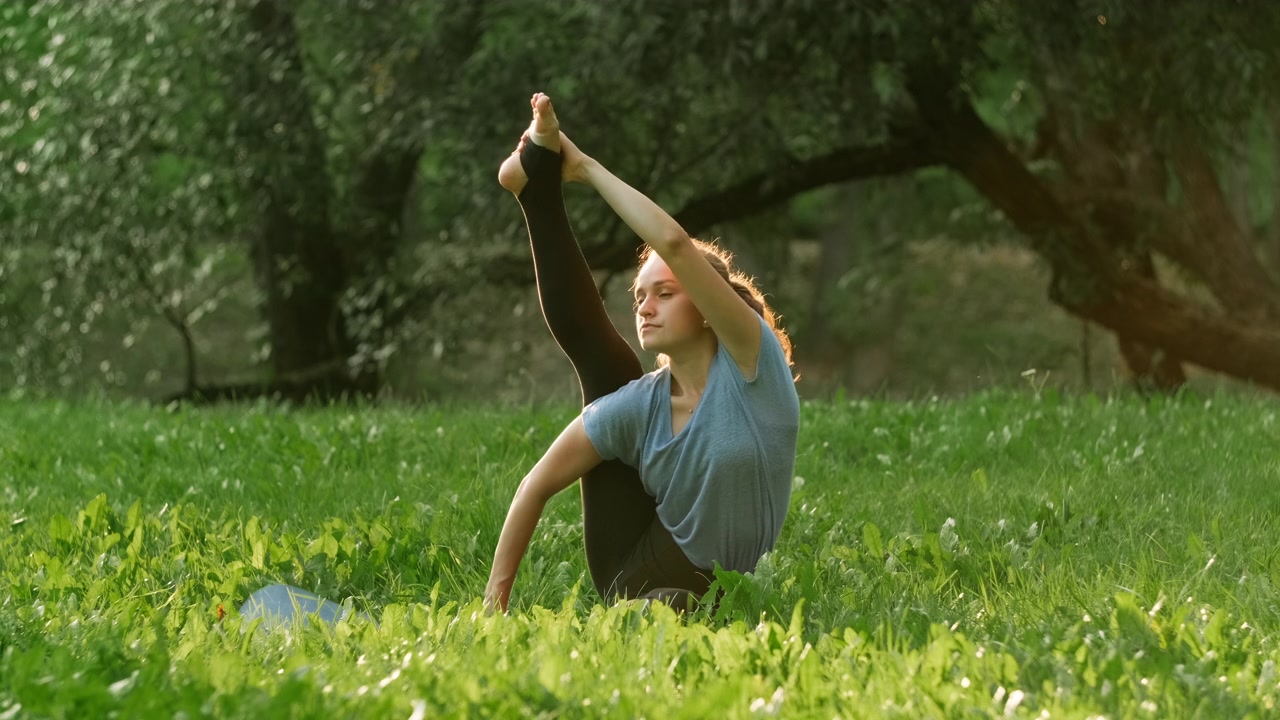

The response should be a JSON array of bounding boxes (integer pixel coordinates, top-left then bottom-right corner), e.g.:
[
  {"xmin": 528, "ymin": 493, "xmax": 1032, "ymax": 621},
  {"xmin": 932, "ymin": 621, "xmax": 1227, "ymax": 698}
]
[{"xmin": 502, "ymin": 94, "xmax": 659, "ymax": 597}]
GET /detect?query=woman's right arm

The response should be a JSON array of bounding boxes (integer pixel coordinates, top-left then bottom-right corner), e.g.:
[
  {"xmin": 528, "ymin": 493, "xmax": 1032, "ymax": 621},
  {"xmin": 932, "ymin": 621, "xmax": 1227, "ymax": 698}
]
[
  {"xmin": 567, "ymin": 147, "xmax": 764, "ymax": 377},
  {"xmin": 485, "ymin": 416, "xmax": 604, "ymax": 614}
]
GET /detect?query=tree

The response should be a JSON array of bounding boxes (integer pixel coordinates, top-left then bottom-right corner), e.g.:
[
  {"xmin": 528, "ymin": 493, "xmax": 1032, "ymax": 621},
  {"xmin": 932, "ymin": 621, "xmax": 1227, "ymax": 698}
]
[
  {"xmin": 0, "ymin": 0, "xmax": 245, "ymax": 395},
  {"xmin": 902, "ymin": 1, "xmax": 1280, "ymax": 389},
  {"xmin": 538, "ymin": 0, "xmax": 1280, "ymax": 392},
  {"xmin": 2, "ymin": 0, "xmax": 492, "ymax": 400},
  {"xmin": 4, "ymin": 0, "xmax": 1280, "ymax": 399}
]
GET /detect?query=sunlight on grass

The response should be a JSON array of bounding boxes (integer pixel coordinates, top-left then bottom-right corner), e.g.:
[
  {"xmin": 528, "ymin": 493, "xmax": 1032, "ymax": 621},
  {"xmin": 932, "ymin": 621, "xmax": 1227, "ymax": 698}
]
[{"xmin": 1, "ymin": 391, "xmax": 1277, "ymax": 716}]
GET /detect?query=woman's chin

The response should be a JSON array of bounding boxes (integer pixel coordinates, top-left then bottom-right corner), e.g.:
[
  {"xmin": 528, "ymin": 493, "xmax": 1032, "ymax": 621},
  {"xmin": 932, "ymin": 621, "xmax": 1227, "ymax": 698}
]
[{"xmin": 638, "ymin": 338, "xmax": 664, "ymax": 354}]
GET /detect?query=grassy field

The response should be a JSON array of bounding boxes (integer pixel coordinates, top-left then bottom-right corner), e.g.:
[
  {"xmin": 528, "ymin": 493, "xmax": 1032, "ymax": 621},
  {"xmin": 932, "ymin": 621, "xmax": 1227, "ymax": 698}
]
[{"xmin": 1, "ymin": 390, "xmax": 1278, "ymax": 718}]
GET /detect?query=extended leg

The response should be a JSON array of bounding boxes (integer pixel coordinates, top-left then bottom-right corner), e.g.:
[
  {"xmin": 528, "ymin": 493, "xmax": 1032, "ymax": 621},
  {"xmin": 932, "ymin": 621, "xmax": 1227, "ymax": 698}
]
[
  {"xmin": 502, "ymin": 95, "xmax": 655, "ymax": 597},
  {"xmin": 504, "ymin": 94, "xmax": 713, "ymax": 602},
  {"xmin": 514, "ymin": 139, "xmax": 642, "ymax": 400}
]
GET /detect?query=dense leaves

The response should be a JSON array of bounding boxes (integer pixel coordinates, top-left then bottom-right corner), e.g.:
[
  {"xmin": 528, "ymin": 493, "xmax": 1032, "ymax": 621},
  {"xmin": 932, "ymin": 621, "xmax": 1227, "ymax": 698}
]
[{"xmin": 2, "ymin": 0, "xmax": 1279, "ymax": 398}]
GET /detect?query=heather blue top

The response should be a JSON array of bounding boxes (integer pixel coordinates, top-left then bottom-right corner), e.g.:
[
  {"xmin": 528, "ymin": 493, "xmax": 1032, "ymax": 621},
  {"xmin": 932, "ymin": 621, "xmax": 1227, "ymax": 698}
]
[{"xmin": 581, "ymin": 315, "xmax": 800, "ymax": 573}]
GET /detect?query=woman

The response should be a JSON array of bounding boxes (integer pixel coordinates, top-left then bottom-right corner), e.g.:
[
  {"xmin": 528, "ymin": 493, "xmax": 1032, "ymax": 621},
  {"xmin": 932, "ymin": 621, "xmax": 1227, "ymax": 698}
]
[{"xmin": 485, "ymin": 93, "xmax": 799, "ymax": 613}]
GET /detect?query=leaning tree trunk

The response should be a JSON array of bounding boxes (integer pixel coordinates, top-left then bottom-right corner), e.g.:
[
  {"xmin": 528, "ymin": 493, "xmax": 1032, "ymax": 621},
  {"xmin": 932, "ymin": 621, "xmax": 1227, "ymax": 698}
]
[
  {"xmin": 906, "ymin": 68, "xmax": 1280, "ymax": 391},
  {"xmin": 456, "ymin": 59, "xmax": 1280, "ymax": 394},
  {"xmin": 1112, "ymin": 252, "xmax": 1187, "ymax": 393},
  {"xmin": 1029, "ymin": 106, "xmax": 1189, "ymax": 391}
]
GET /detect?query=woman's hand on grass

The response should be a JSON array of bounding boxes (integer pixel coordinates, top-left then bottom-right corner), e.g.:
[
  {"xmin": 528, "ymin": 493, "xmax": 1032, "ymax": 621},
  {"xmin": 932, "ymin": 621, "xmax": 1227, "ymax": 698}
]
[{"xmin": 484, "ymin": 580, "xmax": 511, "ymax": 616}]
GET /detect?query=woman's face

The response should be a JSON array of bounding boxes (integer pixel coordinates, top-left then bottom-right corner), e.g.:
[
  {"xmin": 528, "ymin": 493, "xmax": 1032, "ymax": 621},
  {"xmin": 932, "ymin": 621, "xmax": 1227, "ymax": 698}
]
[{"xmin": 632, "ymin": 255, "xmax": 707, "ymax": 354}]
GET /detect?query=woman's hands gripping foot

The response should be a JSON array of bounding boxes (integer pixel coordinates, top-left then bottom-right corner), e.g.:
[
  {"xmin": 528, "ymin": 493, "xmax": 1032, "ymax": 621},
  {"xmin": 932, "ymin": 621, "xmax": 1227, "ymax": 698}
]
[{"xmin": 498, "ymin": 92, "xmax": 589, "ymax": 195}]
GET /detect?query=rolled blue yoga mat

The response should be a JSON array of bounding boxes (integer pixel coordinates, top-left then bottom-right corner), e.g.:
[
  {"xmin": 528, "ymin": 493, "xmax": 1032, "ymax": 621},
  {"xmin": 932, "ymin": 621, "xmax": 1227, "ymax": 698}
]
[{"xmin": 239, "ymin": 584, "xmax": 372, "ymax": 628}]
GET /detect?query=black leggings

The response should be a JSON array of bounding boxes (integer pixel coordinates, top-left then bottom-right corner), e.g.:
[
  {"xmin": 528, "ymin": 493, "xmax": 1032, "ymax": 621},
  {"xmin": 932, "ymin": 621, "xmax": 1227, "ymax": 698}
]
[{"xmin": 515, "ymin": 141, "xmax": 711, "ymax": 608}]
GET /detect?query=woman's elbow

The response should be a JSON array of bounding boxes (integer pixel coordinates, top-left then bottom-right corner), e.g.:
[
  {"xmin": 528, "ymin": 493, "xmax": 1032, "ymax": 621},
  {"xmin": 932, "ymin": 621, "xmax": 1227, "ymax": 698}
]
[
  {"xmin": 651, "ymin": 228, "xmax": 692, "ymax": 255},
  {"xmin": 514, "ymin": 474, "xmax": 554, "ymax": 506}
]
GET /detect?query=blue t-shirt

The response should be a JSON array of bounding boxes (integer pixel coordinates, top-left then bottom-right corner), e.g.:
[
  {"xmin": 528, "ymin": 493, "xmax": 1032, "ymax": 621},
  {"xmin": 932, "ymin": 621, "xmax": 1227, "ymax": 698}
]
[{"xmin": 581, "ymin": 315, "xmax": 800, "ymax": 573}]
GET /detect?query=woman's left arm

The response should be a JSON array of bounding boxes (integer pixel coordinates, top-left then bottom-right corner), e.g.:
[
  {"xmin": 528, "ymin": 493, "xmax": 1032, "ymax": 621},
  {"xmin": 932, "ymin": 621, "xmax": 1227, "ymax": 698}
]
[
  {"xmin": 578, "ymin": 155, "xmax": 762, "ymax": 372},
  {"xmin": 485, "ymin": 415, "xmax": 604, "ymax": 614}
]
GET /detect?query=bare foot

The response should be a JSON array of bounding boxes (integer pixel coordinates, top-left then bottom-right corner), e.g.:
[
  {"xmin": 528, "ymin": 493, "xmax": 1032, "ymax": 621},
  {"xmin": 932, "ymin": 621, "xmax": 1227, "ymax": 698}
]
[{"xmin": 498, "ymin": 93, "xmax": 563, "ymax": 195}]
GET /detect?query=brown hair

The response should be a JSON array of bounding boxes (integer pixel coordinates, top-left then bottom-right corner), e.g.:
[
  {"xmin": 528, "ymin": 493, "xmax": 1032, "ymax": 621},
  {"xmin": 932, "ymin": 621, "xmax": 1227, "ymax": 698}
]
[{"xmin": 637, "ymin": 239, "xmax": 795, "ymax": 371}]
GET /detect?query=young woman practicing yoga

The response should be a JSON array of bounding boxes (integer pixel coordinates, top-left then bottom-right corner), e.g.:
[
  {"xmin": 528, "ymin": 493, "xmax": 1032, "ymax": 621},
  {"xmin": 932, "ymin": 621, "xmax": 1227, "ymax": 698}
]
[{"xmin": 484, "ymin": 93, "xmax": 800, "ymax": 613}]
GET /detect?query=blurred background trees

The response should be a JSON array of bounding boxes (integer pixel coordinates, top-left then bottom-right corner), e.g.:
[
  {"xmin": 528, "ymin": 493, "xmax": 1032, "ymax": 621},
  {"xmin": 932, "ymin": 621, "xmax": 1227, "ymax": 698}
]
[{"xmin": 3, "ymin": 0, "xmax": 1279, "ymax": 403}]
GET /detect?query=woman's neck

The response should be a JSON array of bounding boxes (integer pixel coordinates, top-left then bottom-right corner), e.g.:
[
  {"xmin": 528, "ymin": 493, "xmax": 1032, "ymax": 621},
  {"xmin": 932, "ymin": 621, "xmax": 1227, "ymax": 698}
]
[{"xmin": 665, "ymin": 338, "xmax": 717, "ymax": 397}]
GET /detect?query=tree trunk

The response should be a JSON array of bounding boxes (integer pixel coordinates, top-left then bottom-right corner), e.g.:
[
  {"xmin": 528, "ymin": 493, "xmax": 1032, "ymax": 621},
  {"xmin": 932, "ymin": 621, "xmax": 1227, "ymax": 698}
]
[
  {"xmin": 1166, "ymin": 143, "xmax": 1280, "ymax": 322},
  {"xmin": 1271, "ymin": 109, "xmax": 1280, "ymax": 277},
  {"xmin": 237, "ymin": 0, "xmax": 369, "ymax": 399},
  {"xmin": 447, "ymin": 66, "xmax": 1280, "ymax": 394},
  {"xmin": 802, "ymin": 185, "xmax": 902, "ymax": 392},
  {"xmin": 805, "ymin": 186, "xmax": 860, "ymax": 381},
  {"xmin": 1034, "ymin": 117, "xmax": 1189, "ymax": 391},
  {"xmin": 1026, "ymin": 107, "xmax": 1188, "ymax": 389},
  {"xmin": 1112, "ymin": 252, "xmax": 1187, "ymax": 392}
]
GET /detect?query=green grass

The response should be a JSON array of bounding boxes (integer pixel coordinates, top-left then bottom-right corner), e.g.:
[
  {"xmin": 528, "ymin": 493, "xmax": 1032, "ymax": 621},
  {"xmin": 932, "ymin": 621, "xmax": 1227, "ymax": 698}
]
[{"xmin": 1, "ymin": 390, "xmax": 1278, "ymax": 717}]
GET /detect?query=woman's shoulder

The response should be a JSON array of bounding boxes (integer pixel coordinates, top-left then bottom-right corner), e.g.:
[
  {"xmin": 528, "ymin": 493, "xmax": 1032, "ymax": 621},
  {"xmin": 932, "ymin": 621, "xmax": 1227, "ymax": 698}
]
[
  {"xmin": 713, "ymin": 315, "xmax": 793, "ymax": 387},
  {"xmin": 624, "ymin": 367, "xmax": 667, "ymax": 393},
  {"xmin": 587, "ymin": 368, "xmax": 666, "ymax": 409},
  {"xmin": 581, "ymin": 368, "xmax": 666, "ymax": 452}
]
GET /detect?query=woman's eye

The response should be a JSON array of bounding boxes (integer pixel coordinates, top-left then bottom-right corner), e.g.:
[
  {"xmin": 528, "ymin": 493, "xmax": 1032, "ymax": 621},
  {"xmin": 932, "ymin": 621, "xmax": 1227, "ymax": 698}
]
[{"xmin": 658, "ymin": 292, "xmax": 672, "ymax": 298}]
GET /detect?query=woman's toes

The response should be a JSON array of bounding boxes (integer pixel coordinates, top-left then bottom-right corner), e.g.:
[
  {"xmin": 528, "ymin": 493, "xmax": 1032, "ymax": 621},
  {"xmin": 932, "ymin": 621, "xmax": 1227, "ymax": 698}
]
[{"xmin": 528, "ymin": 94, "xmax": 562, "ymax": 152}]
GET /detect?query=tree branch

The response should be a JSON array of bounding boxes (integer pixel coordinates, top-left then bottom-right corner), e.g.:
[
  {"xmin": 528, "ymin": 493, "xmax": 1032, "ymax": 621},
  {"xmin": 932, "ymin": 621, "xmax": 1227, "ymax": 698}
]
[
  {"xmin": 119, "ymin": 243, "xmax": 198, "ymax": 394},
  {"xmin": 580, "ymin": 134, "xmax": 938, "ymax": 272},
  {"xmin": 672, "ymin": 136, "xmax": 936, "ymax": 235},
  {"xmin": 463, "ymin": 134, "xmax": 939, "ymax": 293}
]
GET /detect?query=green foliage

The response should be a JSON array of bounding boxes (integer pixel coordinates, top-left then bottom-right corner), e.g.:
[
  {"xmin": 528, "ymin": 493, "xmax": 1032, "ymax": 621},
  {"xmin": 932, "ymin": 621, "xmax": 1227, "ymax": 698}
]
[
  {"xmin": 2, "ymin": 393, "xmax": 1279, "ymax": 715},
  {"xmin": 990, "ymin": 0, "xmax": 1280, "ymax": 143},
  {"xmin": 3, "ymin": 0, "xmax": 1280, "ymax": 398},
  {"xmin": 1, "ymin": 0, "xmax": 251, "ymax": 392}
]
